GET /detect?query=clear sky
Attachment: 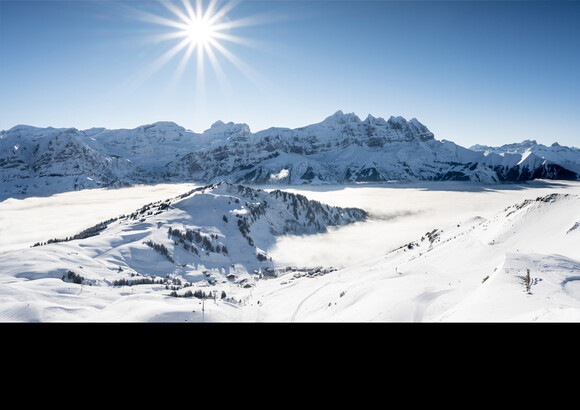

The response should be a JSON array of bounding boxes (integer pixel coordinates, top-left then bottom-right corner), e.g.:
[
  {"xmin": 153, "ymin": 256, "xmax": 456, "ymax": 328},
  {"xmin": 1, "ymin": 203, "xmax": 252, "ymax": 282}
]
[{"xmin": 1, "ymin": 0, "xmax": 579, "ymax": 148}]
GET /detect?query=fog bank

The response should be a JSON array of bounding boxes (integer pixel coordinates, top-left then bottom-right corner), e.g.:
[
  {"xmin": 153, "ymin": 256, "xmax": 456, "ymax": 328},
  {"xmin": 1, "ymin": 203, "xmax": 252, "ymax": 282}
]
[
  {"xmin": 265, "ymin": 181, "xmax": 580, "ymax": 268},
  {"xmin": 2, "ymin": 180, "xmax": 579, "ymax": 269}
]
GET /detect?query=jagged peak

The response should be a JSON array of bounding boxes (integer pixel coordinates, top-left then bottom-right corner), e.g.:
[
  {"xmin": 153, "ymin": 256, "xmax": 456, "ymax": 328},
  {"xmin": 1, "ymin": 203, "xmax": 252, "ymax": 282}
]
[
  {"xmin": 204, "ymin": 120, "xmax": 251, "ymax": 135},
  {"xmin": 321, "ymin": 110, "xmax": 361, "ymax": 126},
  {"xmin": 522, "ymin": 139, "xmax": 538, "ymax": 145},
  {"xmin": 409, "ymin": 117, "xmax": 424, "ymax": 126},
  {"xmin": 504, "ymin": 140, "xmax": 538, "ymax": 149},
  {"xmin": 56, "ymin": 127, "xmax": 80, "ymax": 134},
  {"xmin": 210, "ymin": 120, "xmax": 226, "ymax": 128},
  {"xmin": 364, "ymin": 114, "xmax": 387, "ymax": 125},
  {"xmin": 387, "ymin": 115, "xmax": 407, "ymax": 124}
]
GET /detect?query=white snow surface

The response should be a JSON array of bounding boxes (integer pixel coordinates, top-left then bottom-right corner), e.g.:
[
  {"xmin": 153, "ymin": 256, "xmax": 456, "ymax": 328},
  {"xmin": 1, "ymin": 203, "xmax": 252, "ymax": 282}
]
[{"xmin": 1, "ymin": 180, "xmax": 580, "ymax": 322}]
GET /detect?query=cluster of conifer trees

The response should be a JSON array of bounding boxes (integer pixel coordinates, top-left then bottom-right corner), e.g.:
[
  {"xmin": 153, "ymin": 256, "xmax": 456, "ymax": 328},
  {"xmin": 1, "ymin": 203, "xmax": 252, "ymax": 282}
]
[
  {"xmin": 143, "ymin": 240, "xmax": 174, "ymax": 263},
  {"xmin": 168, "ymin": 227, "xmax": 228, "ymax": 255},
  {"xmin": 32, "ymin": 218, "xmax": 116, "ymax": 247}
]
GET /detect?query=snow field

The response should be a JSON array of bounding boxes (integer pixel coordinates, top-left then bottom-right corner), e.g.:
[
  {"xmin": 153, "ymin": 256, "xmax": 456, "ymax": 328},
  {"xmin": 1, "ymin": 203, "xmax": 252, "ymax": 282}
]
[{"xmin": 1, "ymin": 180, "xmax": 579, "ymax": 321}]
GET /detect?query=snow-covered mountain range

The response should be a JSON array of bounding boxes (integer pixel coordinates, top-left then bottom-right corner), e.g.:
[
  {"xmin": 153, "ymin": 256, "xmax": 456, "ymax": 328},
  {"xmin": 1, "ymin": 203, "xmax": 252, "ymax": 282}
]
[
  {"xmin": 470, "ymin": 139, "xmax": 580, "ymax": 175},
  {"xmin": 2, "ymin": 111, "xmax": 579, "ymax": 200}
]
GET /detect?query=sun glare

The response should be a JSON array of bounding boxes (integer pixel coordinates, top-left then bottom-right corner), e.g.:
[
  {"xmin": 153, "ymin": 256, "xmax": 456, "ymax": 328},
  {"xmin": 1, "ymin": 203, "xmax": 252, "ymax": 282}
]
[
  {"xmin": 128, "ymin": 0, "xmax": 261, "ymax": 86},
  {"xmin": 121, "ymin": 0, "xmax": 267, "ymax": 114},
  {"xmin": 184, "ymin": 17, "xmax": 215, "ymax": 46}
]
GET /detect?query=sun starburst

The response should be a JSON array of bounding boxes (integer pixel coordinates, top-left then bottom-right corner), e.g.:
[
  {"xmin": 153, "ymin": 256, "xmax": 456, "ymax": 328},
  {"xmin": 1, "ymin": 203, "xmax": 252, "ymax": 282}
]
[
  {"xmin": 183, "ymin": 16, "xmax": 215, "ymax": 46},
  {"xmin": 127, "ymin": 0, "xmax": 262, "ymax": 93}
]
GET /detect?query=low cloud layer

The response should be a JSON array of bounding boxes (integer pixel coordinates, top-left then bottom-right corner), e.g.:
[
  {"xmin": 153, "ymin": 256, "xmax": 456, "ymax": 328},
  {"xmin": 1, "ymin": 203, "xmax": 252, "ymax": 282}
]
[
  {"xmin": 267, "ymin": 182, "xmax": 580, "ymax": 268},
  {"xmin": 2, "ymin": 181, "xmax": 579, "ymax": 270}
]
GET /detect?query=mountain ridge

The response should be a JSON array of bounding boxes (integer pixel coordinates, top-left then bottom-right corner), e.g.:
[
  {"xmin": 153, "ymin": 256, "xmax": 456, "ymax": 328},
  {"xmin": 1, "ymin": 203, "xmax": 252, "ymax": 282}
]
[
  {"xmin": 2, "ymin": 111, "xmax": 579, "ymax": 200},
  {"xmin": 6, "ymin": 181, "xmax": 367, "ymax": 294}
]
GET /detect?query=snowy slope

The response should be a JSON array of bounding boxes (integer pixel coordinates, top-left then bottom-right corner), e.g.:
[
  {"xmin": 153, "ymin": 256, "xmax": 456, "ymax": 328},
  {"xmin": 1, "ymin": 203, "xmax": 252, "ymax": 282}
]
[
  {"xmin": 1, "ymin": 182, "xmax": 580, "ymax": 321},
  {"xmin": 79, "ymin": 122, "xmax": 202, "ymax": 174},
  {"xmin": 0, "ymin": 183, "xmax": 366, "ymax": 321},
  {"xmin": 248, "ymin": 192, "xmax": 580, "ymax": 322},
  {"xmin": 2, "ymin": 112, "xmax": 578, "ymax": 200}
]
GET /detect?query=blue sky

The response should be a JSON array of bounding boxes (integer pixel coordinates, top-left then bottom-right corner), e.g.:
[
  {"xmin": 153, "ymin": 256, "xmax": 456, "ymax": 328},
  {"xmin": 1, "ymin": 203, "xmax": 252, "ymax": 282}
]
[{"xmin": 1, "ymin": 0, "xmax": 579, "ymax": 148}]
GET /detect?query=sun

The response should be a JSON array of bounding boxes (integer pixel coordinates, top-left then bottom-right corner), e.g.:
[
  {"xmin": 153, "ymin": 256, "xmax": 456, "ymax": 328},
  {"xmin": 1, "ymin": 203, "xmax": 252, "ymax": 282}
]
[
  {"xmin": 124, "ymin": 0, "xmax": 264, "ymax": 106},
  {"xmin": 131, "ymin": 0, "xmax": 259, "ymax": 80},
  {"xmin": 166, "ymin": 0, "xmax": 224, "ymax": 54},
  {"xmin": 184, "ymin": 16, "xmax": 215, "ymax": 46}
]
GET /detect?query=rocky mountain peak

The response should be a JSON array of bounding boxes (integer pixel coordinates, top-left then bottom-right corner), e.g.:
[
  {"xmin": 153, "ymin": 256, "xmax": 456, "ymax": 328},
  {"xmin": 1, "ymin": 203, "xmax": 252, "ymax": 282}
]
[{"xmin": 321, "ymin": 110, "xmax": 362, "ymax": 127}]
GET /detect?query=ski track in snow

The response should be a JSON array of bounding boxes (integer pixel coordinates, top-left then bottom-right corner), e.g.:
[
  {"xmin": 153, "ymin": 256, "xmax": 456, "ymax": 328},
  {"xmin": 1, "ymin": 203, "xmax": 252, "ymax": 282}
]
[
  {"xmin": 413, "ymin": 289, "xmax": 452, "ymax": 322},
  {"xmin": 290, "ymin": 282, "xmax": 332, "ymax": 322}
]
